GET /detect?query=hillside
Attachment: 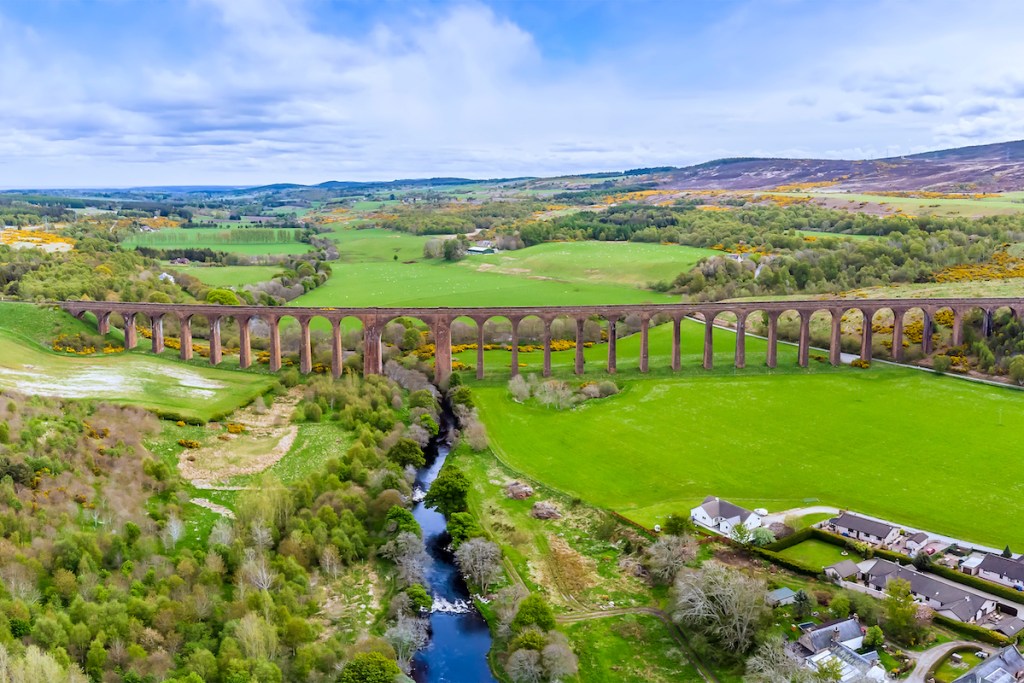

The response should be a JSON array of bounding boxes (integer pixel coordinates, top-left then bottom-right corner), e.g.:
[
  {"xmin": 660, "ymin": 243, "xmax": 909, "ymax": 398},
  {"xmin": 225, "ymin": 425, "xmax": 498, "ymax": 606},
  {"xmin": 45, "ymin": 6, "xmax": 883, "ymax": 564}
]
[{"xmin": 658, "ymin": 140, "xmax": 1024, "ymax": 192}]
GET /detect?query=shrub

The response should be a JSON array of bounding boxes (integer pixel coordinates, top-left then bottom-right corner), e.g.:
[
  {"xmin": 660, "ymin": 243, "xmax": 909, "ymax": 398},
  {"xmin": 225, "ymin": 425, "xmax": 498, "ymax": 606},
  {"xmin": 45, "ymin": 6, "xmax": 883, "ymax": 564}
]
[
  {"xmin": 405, "ymin": 584, "xmax": 432, "ymax": 612},
  {"xmin": 512, "ymin": 594, "xmax": 555, "ymax": 632},
  {"xmin": 0, "ymin": 421, "xmax": 8, "ymax": 444},
  {"xmin": 933, "ymin": 356, "xmax": 952, "ymax": 373},
  {"xmin": 304, "ymin": 403, "xmax": 323, "ymax": 423},
  {"xmin": 178, "ymin": 439, "xmax": 200, "ymax": 449},
  {"xmin": 509, "ymin": 628, "xmax": 548, "ymax": 652}
]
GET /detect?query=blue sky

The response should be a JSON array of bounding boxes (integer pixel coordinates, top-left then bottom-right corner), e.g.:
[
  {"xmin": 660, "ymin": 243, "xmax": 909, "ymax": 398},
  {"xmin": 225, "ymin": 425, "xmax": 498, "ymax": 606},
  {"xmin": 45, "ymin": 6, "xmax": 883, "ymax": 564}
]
[{"xmin": 1, "ymin": 0, "xmax": 1023, "ymax": 187}]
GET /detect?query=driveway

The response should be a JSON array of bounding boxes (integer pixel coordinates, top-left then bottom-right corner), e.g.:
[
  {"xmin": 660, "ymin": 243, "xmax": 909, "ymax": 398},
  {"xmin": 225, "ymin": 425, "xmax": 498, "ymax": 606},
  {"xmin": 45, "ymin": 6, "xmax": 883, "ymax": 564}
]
[
  {"xmin": 906, "ymin": 640, "xmax": 995, "ymax": 683},
  {"xmin": 760, "ymin": 505, "xmax": 839, "ymax": 528}
]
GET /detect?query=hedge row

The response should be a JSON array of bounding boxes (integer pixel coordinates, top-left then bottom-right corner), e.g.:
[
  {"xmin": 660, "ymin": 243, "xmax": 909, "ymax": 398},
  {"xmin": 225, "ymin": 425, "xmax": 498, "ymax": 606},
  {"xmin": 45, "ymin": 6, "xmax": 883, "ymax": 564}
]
[
  {"xmin": 929, "ymin": 564, "xmax": 1024, "ymax": 607},
  {"xmin": 783, "ymin": 529, "xmax": 1024, "ymax": 609},
  {"xmin": 749, "ymin": 546, "xmax": 822, "ymax": 578},
  {"xmin": 932, "ymin": 614, "xmax": 1012, "ymax": 647},
  {"xmin": 765, "ymin": 527, "xmax": 815, "ymax": 552}
]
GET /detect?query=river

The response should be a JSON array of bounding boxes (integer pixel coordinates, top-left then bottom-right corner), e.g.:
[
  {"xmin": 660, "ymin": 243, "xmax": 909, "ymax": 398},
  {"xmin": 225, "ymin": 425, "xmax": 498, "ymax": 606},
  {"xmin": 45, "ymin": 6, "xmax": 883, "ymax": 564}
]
[{"xmin": 410, "ymin": 425, "xmax": 497, "ymax": 683}]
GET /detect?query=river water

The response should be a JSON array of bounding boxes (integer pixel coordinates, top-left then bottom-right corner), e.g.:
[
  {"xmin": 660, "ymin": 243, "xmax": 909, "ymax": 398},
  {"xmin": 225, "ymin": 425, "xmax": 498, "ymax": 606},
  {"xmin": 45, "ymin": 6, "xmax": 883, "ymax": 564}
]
[{"xmin": 410, "ymin": 433, "xmax": 497, "ymax": 682}]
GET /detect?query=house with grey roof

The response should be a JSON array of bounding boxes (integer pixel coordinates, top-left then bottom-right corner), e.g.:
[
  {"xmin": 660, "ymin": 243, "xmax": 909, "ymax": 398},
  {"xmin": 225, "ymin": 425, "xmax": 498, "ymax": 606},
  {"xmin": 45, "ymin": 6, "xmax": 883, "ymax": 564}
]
[
  {"xmin": 859, "ymin": 559, "xmax": 996, "ymax": 623},
  {"xmin": 690, "ymin": 495, "xmax": 762, "ymax": 535},
  {"xmin": 905, "ymin": 531, "xmax": 931, "ymax": 555},
  {"xmin": 975, "ymin": 554, "xmax": 1024, "ymax": 591},
  {"xmin": 953, "ymin": 644, "xmax": 1024, "ymax": 683},
  {"xmin": 825, "ymin": 559, "xmax": 861, "ymax": 581},
  {"xmin": 792, "ymin": 618, "xmax": 884, "ymax": 682},
  {"xmin": 828, "ymin": 512, "xmax": 899, "ymax": 547}
]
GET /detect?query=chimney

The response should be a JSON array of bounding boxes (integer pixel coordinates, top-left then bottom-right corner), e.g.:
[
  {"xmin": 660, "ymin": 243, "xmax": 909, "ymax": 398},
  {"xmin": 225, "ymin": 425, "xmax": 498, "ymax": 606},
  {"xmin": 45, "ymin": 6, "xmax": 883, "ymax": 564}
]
[{"xmin": 831, "ymin": 628, "xmax": 840, "ymax": 642}]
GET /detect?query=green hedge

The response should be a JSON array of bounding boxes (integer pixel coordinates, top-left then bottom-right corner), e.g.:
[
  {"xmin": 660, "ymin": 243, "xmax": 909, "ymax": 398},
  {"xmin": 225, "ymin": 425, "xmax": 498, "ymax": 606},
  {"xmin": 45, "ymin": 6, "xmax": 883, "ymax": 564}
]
[
  {"xmin": 932, "ymin": 614, "xmax": 1011, "ymax": 647},
  {"xmin": 929, "ymin": 564, "xmax": 1024, "ymax": 606},
  {"xmin": 749, "ymin": 546, "xmax": 822, "ymax": 578},
  {"xmin": 765, "ymin": 527, "xmax": 814, "ymax": 552}
]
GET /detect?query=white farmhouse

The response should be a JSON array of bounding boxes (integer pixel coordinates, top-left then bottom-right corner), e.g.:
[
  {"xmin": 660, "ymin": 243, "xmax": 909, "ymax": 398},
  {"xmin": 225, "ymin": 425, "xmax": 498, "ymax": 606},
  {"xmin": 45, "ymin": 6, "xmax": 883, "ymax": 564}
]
[{"xmin": 690, "ymin": 495, "xmax": 763, "ymax": 535}]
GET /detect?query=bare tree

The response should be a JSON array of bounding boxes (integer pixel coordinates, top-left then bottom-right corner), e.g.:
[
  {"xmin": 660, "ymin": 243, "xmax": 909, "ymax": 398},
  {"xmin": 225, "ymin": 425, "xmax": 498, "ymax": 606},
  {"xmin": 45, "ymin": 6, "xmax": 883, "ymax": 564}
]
[
  {"xmin": 209, "ymin": 518, "xmax": 234, "ymax": 546},
  {"xmin": 493, "ymin": 584, "xmax": 528, "ymax": 637},
  {"xmin": 239, "ymin": 550, "xmax": 277, "ymax": 592},
  {"xmin": 672, "ymin": 561, "xmax": 769, "ymax": 653},
  {"xmin": 454, "ymin": 538, "xmax": 503, "ymax": 592},
  {"xmin": 162, "ymin": 514, "xmax": 184, "ymax": 548},
  {"xmin": 463, "ymin": 418, "xmax": 489, "ymax": 451},
  {"xmin": 380, "ymin": 531, "xmax": 429, "ymax": 587},
  {"xmin": 506, "ymin": 648, "xmax": 543, "ymax": 683},
  {"xmin": 384, "ymin": 614, "xmax": 429, "ymax": 673},
  {"xmin": 320, "ymin": 545, "xmax": 342, "ymax": 581},
  {"xmin": 542, "ymin": 632, "xmax": 579, "ymax": 682},
  {"xmin": 249, "ymin": 519, "xmax": 273, "ymax": 552},
  {"xmin": 645, "ymin": 534, "xmax": 697, "ymax": 584},
  {"xmin": 746, "ymin": 634, "xmax": 809, "ymax": 682},
  {"xmin": 508, "ymin": 375, "xmax": 530, "ymax": 402}
]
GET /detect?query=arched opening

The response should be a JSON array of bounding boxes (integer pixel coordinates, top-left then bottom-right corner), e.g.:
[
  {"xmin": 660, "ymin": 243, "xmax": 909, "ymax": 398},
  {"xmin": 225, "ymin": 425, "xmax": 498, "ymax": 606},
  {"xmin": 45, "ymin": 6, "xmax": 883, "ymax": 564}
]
[{"xmin": 900, "ymin": 307, "xmax": 931, "ymax": 360}]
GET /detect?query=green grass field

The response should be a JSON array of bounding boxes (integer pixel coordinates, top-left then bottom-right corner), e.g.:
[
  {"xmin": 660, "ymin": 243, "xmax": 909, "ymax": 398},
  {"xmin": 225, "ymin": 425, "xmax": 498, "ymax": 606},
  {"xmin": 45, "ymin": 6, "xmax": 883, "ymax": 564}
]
[
  {"xmin": 805, "ymin": 192, "xmax": 1024, "ymax": 217},
  {"xmin": 0, "ymin": 303, "xmax": 273, "ymax": 421},
  {"xmin": 795, "ymin": 229, "xmax": 878, "ymax": 241},
  {"xmin": 460, "ymin": 241, "xmax": 718, "ymax": 289},
  {"xmin": 777, "ymin": 540, "xmax": 858, "ymax": 570},
  {"xmin": 469, "ymin": 321, "xmax": 1024, "ymax": 548},
  {"xmin": 124, "ymin": 228, "xmax": 311, "ymax": 255},
  {"xmin": 564, "ymin": 615, "xmax": 703, "ymax": 682},
  {"xmin": 167, "ymin": 264, "xmax": 282, "ymax": 287}
]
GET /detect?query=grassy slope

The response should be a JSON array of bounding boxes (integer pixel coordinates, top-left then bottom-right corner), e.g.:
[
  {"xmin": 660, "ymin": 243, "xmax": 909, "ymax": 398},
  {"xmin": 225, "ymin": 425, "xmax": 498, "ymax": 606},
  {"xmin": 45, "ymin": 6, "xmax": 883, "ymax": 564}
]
[
  {"xmin": 470, "ymin": 321, "xmax": 1024, "ymax": 548},
  {"xmin": 124, "ymin": 227, "xmax": 311, "ymax": 255},
  {"xmin": 801, "ymin": 192, "xmax": 1024, "ymax": 217},
  {"xmin": 0, "ymin": 303, "xmax": 273, "ymax": 421},
  {"xmin": 564, "ymin": 615, "xmax": 703, "ymax": 682},
  {"xmin": 458, "ymin": 241, "xmax": 719, "ymax": 289},
  {"xmin": 168, "ymin": 264, "xmax": 282, "ymax": 287}
]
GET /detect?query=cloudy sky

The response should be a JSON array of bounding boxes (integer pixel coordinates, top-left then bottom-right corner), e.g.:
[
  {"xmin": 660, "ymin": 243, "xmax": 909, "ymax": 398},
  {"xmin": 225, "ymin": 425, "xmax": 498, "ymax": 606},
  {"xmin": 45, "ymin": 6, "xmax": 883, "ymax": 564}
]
[{"xmin": 2, "ymin": 0, "xmax": 1024, "ymax": 187}]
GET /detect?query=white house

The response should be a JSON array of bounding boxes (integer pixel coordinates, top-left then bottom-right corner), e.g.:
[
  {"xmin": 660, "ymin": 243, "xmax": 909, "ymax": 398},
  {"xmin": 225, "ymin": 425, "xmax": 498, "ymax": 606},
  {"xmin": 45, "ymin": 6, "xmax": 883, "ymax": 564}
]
[
  {"xmin": 974, "ymin": 554, "xmax": 1024, "ymax": 590},
  {"xmin": 904, "ymin": 531, "xmax": 930, "ymax": 555},
  {"xmin": 828, "ymin": 512, "xmax": 899, "ymax": 546},
  {"xmin": 690, "ymin": 496, "xmax": 762, "ymax": 535}
]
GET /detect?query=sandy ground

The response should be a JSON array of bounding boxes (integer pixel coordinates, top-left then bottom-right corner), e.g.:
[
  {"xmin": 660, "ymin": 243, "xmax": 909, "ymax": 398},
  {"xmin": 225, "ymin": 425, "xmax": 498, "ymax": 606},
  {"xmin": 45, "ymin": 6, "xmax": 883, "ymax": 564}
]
[{"xmin": 179, "ymin": 388, "xmax": 302, "ymax": 487}]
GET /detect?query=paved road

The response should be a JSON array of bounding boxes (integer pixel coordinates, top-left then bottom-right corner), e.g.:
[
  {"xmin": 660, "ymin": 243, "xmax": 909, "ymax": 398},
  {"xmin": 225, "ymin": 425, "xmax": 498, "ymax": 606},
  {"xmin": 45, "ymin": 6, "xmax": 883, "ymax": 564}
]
[
  {"xmin": 761, "ymin": 505, "xmax": 840, "ymax": 528},
  {"xmin": 906, "ymin": 640, "xmax": 995, "ymax": 683}
]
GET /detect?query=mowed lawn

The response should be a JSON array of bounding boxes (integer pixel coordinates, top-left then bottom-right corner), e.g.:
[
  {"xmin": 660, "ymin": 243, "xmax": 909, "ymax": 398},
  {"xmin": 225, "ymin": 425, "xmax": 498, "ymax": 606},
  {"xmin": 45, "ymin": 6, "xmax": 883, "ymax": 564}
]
[
  {"xmin": 471, "ymin": 325, "xmax": 1024, "ymax": 548},
  {"xmin": 0, "ymin": 328, "xmax": 273, "ymax": 422},
  {"xmin": 777, "ymin": 540, "xmax": 858, "ymax": 570}
]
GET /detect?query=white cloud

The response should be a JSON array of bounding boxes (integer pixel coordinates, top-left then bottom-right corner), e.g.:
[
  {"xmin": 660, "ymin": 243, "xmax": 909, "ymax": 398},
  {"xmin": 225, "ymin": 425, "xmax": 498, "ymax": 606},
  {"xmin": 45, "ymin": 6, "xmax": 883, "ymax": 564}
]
[{"xmin": 3, "ymin": 0, "xmax": 1024, "ymax": 186}]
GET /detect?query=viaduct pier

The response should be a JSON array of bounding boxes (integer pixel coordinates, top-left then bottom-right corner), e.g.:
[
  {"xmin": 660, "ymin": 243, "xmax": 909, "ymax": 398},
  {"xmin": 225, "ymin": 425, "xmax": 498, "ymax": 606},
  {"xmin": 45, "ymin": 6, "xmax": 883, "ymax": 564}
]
[{"xmin": 58, "ymin": 298, "xmax": 1023, "ymax": 384}]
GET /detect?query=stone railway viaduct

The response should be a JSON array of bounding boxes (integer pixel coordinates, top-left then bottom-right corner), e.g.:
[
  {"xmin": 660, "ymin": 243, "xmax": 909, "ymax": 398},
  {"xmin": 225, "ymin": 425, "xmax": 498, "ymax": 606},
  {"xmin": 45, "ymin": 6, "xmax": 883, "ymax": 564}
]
[{"xmin": 58, "ymin": 299, "xmax": 1023, "ymax": 384}]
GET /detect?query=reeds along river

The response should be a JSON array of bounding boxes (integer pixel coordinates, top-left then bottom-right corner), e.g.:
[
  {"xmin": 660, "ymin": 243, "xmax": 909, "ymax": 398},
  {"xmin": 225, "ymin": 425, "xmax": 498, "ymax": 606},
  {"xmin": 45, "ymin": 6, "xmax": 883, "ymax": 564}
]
[{"xmin": 410, "ymin": 412, "xmax": 496, "ymax": 683}]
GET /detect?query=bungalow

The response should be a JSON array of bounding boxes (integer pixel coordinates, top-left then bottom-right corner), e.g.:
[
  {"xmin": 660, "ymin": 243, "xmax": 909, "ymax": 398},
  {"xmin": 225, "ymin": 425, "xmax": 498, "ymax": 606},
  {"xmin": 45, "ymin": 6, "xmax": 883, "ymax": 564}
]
[
  {"xmin": 904, "ymin": 532, "xmax": 931, "ymax": 555},
  {"xmin": 690, "ymin": 496, "xmax": 762, "ymax": 535},
  {"xmin": 952, "ymin": 644, "xmax": 1024, "ymax": 683},
  {"xmin": 825, "ymin": 559, "xmax": 861, "ymax": 582},
  {"xmin": 792, "ymin": 618, "xmax": 884, "ymax": 682},
  {"xmin": 467, "ymin": 246, "xmax": 495, "ymax": 255},
  {"xmin": 975, "ymin": 554, "xmax": 1024, "ymax": 591},
  {"xmin": 859, "ymin": 559, "xmax": 996, "ymax": 623},
  {"xmin": 828, "ymin": 512, "xmax": 899, "ymax": 546},
  {"xmin": 767, "ymin": 587, "xmax": 797, "ymax": 607}
]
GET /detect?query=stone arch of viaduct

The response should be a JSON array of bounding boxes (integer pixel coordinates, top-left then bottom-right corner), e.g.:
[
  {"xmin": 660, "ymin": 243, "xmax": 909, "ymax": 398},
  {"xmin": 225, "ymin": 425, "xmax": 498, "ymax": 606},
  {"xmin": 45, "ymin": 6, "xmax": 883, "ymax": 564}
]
[{"xmin": 57, "ymin": 299, "xmax": 1024, "ymax": 384}]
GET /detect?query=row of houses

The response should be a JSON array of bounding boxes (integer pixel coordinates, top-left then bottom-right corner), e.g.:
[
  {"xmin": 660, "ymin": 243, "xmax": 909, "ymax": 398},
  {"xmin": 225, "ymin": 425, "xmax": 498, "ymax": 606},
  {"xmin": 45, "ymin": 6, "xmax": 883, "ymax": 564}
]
[{"xmin": 828, "ymin": 511, "xmax": 1024, "ymax": 593}]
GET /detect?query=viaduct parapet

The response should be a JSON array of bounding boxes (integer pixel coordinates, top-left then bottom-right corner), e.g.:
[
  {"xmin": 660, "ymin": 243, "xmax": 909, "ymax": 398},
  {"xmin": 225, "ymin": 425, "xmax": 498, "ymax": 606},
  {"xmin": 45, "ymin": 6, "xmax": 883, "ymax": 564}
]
[{"xmin": 57, "ymin": 299, "xmax": 1022, "ymax": 384}]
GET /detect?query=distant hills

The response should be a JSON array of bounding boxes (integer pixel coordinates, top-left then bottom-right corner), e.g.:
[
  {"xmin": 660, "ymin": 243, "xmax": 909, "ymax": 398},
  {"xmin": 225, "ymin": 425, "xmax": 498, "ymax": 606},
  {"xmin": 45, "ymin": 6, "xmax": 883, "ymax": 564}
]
[{"xmin": 657, "ymin": 140, "xmax": 1024, "ymax": 192}]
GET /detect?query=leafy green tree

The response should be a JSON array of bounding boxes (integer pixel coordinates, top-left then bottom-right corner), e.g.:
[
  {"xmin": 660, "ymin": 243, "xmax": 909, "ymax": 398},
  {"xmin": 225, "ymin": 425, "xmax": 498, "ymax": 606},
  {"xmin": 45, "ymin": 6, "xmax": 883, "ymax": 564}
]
[
  {"xmin": 387, "ymin": 439, "xmax": 425, "ymax": 468},
  {"xmin": 0, "ymin": 421, "xmax": 9, "ymax": 444},
  {"xmin": 863, "ymin": 624, "xmax": 884, "ymax": 649},
  {"xmin": 829, "ymin": 594, "xmax": 850, "ymax": 618},
  {"xmin": 206, "ymin": 288, "xmax": 239, "ymax": 305},
  {"xmin": 340, "ymin": 651, "xmax": 401, "ymax": 683},
  {"xmin": 512, "ymin": 594, "xmax": 555, "ymax": 632},
  {"xmin": 385, "ymin": 506, "xmax": 422, "ymax": 537},
  {"xmin": 912, "ymin": 551, "xmax": 932, "ymax": 570},
  {"xmin": 730, "ymin": 522, "xmax": 752, "ymax": 545},
  {"xmin": 882, "ymin": 579, "xmax": 921, "ymax": 644},
  {"xmin": 1003, "ymin": 545, "xmax": 1013, "ymax": 558},
  {"xmin": 423, "ymin": 464, "xmax": 470, "ymax": 518},
  {"xmin": 663, "ymin": 513, "xmax": 694, "ymax": 536},
  {"xmin": 814, "ymin": 657, "xmax": 843, "ymax": 682},
  {"xmin": 1011, "ymin": 356, "xmax": 1024, "ymax": 385},
  {"xmin": 447, "ymin": 511, "xmax": 483, "ymax": 548},
  {"xmin": 792, "ymin": 590, "xmax": 812, "ymax": 620},
  {"xmin": 405, "ymin": 584, "xmax": 432, "ymax": 612}
]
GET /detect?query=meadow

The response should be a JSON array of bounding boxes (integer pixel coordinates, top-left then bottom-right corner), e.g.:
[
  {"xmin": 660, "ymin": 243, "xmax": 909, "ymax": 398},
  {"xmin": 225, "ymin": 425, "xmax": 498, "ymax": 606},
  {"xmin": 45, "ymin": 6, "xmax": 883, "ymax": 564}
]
[
  {"xmin": 468, "ymin": 321, "xmax": 1024, "ymax": 548},
  {"xmin": 291, "ymin": 227, "xmax": 681, "ymax": 310},
  {"xmin": 0, "ymin": 302, "xmax": 274, "ymax": 421},
  {"xmin": 804, "ymin": 191, "xmax": 1024, "ymax": 217},
  {"xmin": 124, "ymin": 227, "xmax": 311, "ymax": 255},
  {"xmin": 460, "ymin": 241, "xmax": 719, "ymax": 289},
  {"xmin": 167, "ymin": 264, "xmax": 282, "ymax": 287}
]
